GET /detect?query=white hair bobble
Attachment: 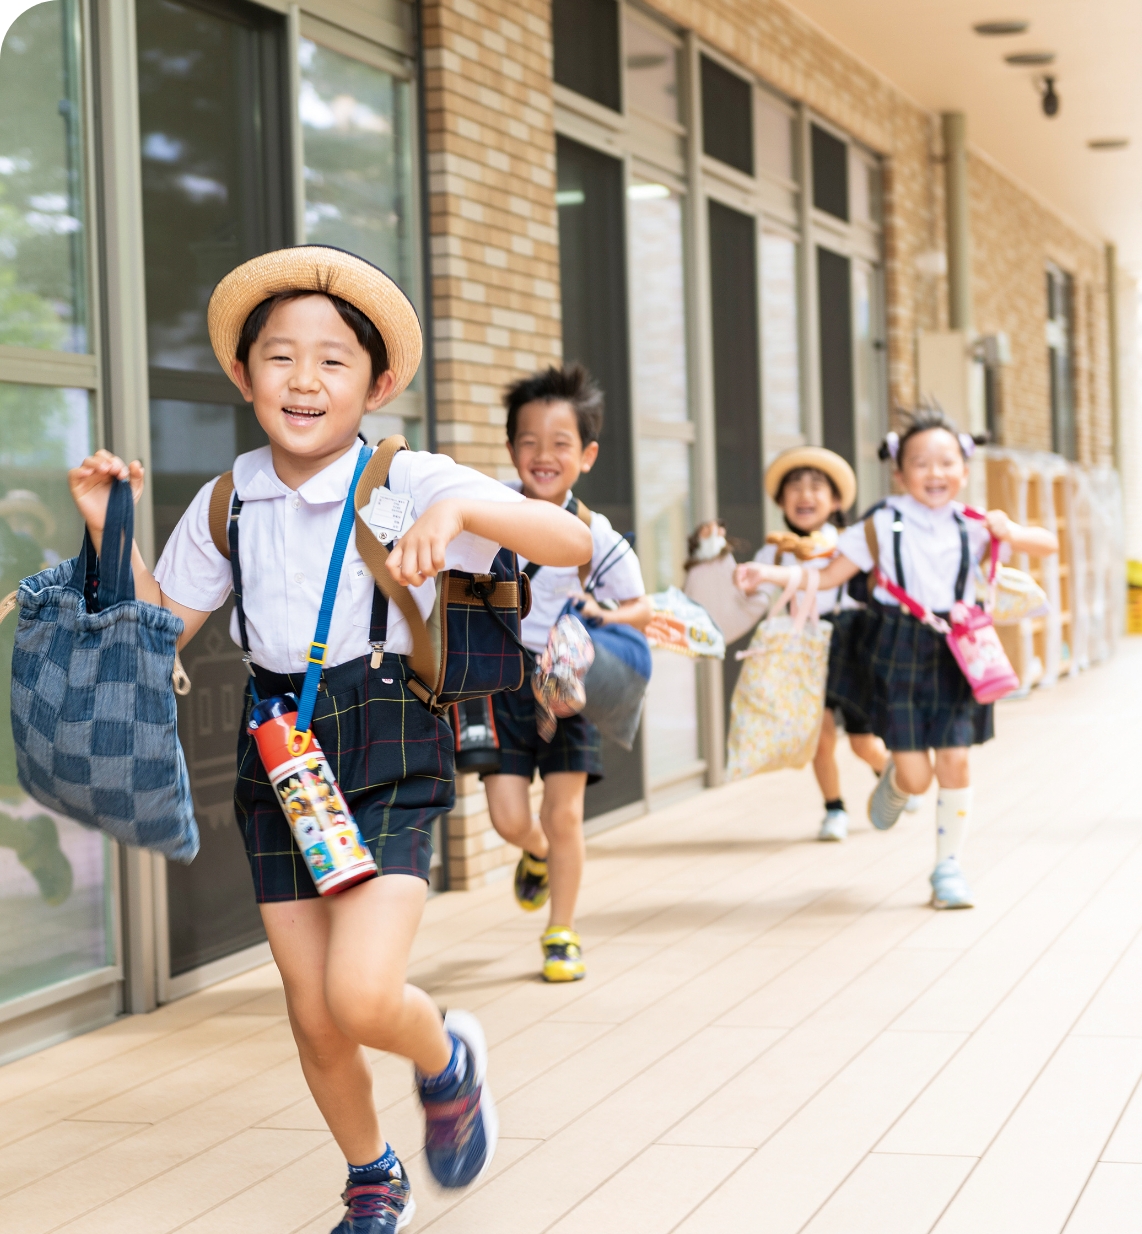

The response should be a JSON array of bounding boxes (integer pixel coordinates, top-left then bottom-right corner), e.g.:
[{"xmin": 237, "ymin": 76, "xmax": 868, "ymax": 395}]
[
  {"xmin": 885, "ymin": 431, "xmax": 900, "ymax": 460},
  {"xmin": 958, "ymin": 432, "xmax": 977, "ymax": 459}
]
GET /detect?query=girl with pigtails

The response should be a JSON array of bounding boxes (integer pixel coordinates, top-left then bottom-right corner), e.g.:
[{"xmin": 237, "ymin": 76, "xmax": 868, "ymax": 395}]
[{"xmin": 737, "ymin": 405, "xmax": 1057, "ymax": 909}]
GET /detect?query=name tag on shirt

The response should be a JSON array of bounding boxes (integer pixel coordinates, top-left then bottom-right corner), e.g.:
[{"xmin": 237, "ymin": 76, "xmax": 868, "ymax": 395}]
[{"xmin": 362, "ymin": 487, "xmax": 414, "ymax": 547}]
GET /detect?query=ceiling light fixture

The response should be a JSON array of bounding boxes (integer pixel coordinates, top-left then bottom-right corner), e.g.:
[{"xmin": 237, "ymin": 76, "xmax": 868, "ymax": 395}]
[
  {"xmin": 1005, "ymin": 51, "xmax": 1056, "ymax": 66},
  {"xmin": 1088, "ymin": 138, "xmax": 1130, "ymax": 151},
  {"xmin": 1038, "ymin": 76, "xmax": 1060, "ymax": 117},
  {"xmin": 973, "ymin": 20, "xmax": 1030, "ymax": 36}
]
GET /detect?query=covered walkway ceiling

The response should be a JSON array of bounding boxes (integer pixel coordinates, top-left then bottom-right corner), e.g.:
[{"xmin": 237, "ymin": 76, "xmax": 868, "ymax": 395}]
[{"xmin": 784, "ymin": 1, "xmax": 1142, "ymax": 271}]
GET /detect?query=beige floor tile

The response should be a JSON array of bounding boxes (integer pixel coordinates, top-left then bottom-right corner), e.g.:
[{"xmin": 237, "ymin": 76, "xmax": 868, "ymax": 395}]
[
  {"xmin": 665, "ymin": 948, "xmax": 959, "ymax": 1149},
  {"xmin": 0, "ymin": 1118, "xmax": 144, "ymax": 1197},
  {"xmin": 893, "ymin": 819, "xmax": 1142, "ymax": 1034},
  {"xmin": 47, "ymin": 1128, "xmax": 329, "ymax": 1234},
  {"xmin": 545, "ymin": 1144, "xmax": 750, "ymax": 1234},
  {"xmin": 1095, "ymin": 1076, "xmax": 1142, "ymax": 1163},
  {"xmin": 1072, "ymin": 927, "xmax": 1142, "ymax": 1038},
  {"xmin": 879, "ymin": 845, "xmax": 1142, "ymax": 1158},
  {"xmin": 933, "ymin": 1036, "xmax": 1142, "ymax": 1234},
  {"xmin": 1064, "ymin": 1162, "xmax": 1142, "ymax": 1233},
  {"xmin": 673, "ymin": 1030, "xmax": 965, "ymax": 1234},
  {"xmin": 801, "ymin": 1152, "xmax": 976, "ymax": 1234}
]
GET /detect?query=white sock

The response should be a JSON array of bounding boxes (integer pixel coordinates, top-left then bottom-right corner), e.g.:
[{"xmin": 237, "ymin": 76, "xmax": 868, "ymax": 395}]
[{"xmin": 936, "ymin": 787, "xmax": 972, "ymax": 865}]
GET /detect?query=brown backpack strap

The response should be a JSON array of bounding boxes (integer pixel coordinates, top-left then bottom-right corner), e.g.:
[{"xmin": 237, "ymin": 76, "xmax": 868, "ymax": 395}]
[
  {"xmin": 353, "ymin": 435, "xmax": 439, "ymax": 689},
  {"xmin": 568, "ymin": 496, "xmax": 593, "ymax": 587},
  {"xmin": 208, "ymin": 471, "xmax": 235, "ymax": 560},
  {"xmin": 0, "ymin": 589, "xmax": 17, "ymax": 625},
  {"xmin": 864, "ymin": 515, "xmax": 880, "ymax": 572}
]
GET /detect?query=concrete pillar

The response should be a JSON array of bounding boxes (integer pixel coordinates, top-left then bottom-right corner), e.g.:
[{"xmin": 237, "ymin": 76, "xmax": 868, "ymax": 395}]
[{"xmin": 942, "ymin": 112, "xmax": 972, "ymax": 332}]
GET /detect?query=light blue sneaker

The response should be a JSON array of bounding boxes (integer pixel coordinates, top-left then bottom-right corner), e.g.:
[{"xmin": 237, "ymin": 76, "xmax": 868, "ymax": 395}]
[
  {"xmin": 930, "ymin": 857, "xmax": 975, "ymax": 909},
  {"xmin": 818, "ymin": 808, "xmax": 848, "ymax": 842},
  {"xmin": 903, "ymin": 795, "xmax": 922, "ymax": 813},
  {"xmin": 868, "ymin": 763, "xmax": 908, "ymax": 831}
]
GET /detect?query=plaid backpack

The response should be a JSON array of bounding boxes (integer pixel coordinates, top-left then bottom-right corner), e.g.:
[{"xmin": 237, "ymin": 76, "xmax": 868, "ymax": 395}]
[
  {"xmin": 4, "ymin": 480, "xmax": 199, "ymax": 862},
  {"xmin": 208, "ymin": 436, "xmax": 531, "ymax": 714}
]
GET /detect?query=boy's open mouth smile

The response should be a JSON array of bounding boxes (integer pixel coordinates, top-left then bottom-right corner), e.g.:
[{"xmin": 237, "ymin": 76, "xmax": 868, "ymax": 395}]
[
  {"xmin": 529, "ymin": 466, "xmax": 562, "ymax": 483},
  {"xmin": 282, "ymin": 406, "xmax": 326, "ymax": 425}
]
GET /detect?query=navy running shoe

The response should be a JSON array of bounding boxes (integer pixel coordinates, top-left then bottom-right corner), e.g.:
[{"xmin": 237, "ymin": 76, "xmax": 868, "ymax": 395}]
[
  {"xmin": 417, "ymin": 1009, "xmax": 498, "ymax": 1189},
  {"xmin": 331, "ymin": 1163, "xmax": 414, "ymax": 1232}
]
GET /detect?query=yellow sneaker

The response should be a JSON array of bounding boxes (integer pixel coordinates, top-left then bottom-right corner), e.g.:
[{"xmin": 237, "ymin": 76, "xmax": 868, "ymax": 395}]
[
  {"xmin": 514, "ymin": 851, "xmax": 549, "ymax": 912},
  {"xmin": 541, "ymin": 927, "xmax": 585, "ymax": 982}
]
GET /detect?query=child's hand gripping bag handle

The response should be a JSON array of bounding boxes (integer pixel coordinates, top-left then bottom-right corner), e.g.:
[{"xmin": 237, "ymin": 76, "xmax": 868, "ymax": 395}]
[{"xmin": 735, "ymin": 566, "xmax": 819, "ymax": 660}]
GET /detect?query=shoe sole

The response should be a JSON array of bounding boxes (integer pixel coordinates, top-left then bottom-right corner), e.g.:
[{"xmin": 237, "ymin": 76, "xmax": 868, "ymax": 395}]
[
  {"xmin": 440, "ymin": 1009, "xmax": 498, "ymax": 1187},
  {"xmin": 867, "ymin": 788, "xmax": 904, "ymax": 831},
  {"xmin": 397, "ymin": 1194, "xmax": 417, "ymax": 1230},
  {"xmin": 931, "ymin": 894, "xmax": 975, "ymax": 910},
  {"xmin": 817, "ymin": 829, "xmax": 845, "ymax": 842}
]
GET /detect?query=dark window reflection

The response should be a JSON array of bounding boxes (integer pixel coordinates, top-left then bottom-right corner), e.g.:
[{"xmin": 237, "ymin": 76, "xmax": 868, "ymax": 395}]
[
  {"xmin": 701, "ymin": 55, "xmax": 753, "ymax": 176},
  {"xmin": 553, "ymin": 0, "xmax": 621, "ymax": 112},
  {"xmin": 811, "ymin": 124, "xmax": 849, "ymax": 221}
]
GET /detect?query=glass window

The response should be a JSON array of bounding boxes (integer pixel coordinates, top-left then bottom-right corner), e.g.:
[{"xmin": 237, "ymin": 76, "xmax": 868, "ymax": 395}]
[
  {"xmin": 849, "ymin": 152, "xmax": 881, "ymax": 226},
  {"xmin": 0, "ymin": 382, "xmax": 115, "ymax": 1005},
  {"xmin": 761, "ymin": 233, "xmax": 801, "ymax": 448},
  {"xmin": 1048, "ymin": 265, "xmax": 1075, "ymax": 460},
  {"xmin": 624, "ymin": 18, "xmax": 679, "ymax": 126},
  {"xmin": 811, "ymin": 123, "xmax": 848, "ymax": 221},
  {"xmin": 817, "ymin": 245, "xmax": 856, "ymax": 480},
  {"xmin": 553, "ymin": 0, "xmax": 620, "ymax": 113},
  {"xmin": 298, "ymin": 38, "xmax": 418, "ymax": 303},
  {"xmin": 701, "ymin": 55, "xmax": 753, "ymax": 176},
  {"xmin": 757, "ymin": 94, "xmax": 793, "ymax": 182},
  {"xmin": 0, "ymin": 0, "xmax": 88, "ymax": 353},
  {"xmin": 628, "ymin": 181, "xmax": 688, "ymax": 424}
]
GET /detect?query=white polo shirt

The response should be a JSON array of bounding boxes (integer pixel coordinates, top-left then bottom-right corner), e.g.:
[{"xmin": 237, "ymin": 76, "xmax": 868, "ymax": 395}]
[
  {"xmin": 511, "ymin": 485, "xmax": 646, "ymax": 654},
  {"xmin": 836, "ymin": 495, "xmax": 996, "ymax": 613},
  {"xmin": 154, "ymin": 441, "xmax": 524, "ymax": 673}
]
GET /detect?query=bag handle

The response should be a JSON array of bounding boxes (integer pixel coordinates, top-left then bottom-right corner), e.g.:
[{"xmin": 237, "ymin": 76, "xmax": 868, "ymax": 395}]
[
  {"xmin": 352, "ymin": 435, "xmax": 440, "ymax": 689},
  {"xmin": 69, "ymin": 479, "xmax": 136, "ymax": 610},
  {"xmin": 790, "ymin": 566, "xmax": 821, "ymax": 634}
]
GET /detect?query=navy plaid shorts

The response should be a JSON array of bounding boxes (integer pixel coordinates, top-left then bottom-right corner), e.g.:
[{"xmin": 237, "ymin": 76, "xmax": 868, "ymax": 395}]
[
  {"xmin": 234, "ymin": 653, "xmax": 454, "ymax": 901},
  {"xmin": 869, "ymin": 605, "xmax": 994, "ymax": 752},
  {"xmin": 825, "ymin": 607, "xmax": 875, "ymax": 736},
  {"xmin": 484, "ymin": 680, "xmax": 603, "ymax": 784}
]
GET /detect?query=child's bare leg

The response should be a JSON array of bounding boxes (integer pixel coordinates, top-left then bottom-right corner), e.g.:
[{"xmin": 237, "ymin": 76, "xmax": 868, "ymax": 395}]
[
  {"xmin": 540, "ymin": 771, "xmax": 587, "ymax": 927},
  {"xmin": 484, "ymin": 773, "xmax": 547, "ymax": 856},
  {"xmin": 261, "ymin": 875, "xmax": 450, "ymax": 1165},
  {"xmin": 812, "ymin": 710, "xmax": 840, "ymax": 801},
  {"xmin": 848, "ymin": 732, "xmax": 888, "ymax": 776},
  {"xmin": 892, "ymin": 750, "xmax": 935, "ymax": 796},
  {"xmin": 933, "ymin": 746, "xmax": 970, "ymax": 788}
]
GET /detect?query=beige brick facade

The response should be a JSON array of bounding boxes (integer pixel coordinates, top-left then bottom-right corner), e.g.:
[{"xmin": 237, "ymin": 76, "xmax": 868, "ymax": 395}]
[{"xmin": 421, "ymin": 0, "xmax": 561, "ymax": 479}]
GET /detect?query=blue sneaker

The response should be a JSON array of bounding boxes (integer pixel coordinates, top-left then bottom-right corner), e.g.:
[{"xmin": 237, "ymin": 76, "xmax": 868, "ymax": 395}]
[
  {"xmin": 332, "ymin": 1164, "xmax": 415, "ymax": 1232},
  {"xmin": 930, "ymin": 858, "xmax": 975, "ymax": 909},
  {"xmin": 417, "ymin": 1009, "xmax": 498, "ymax": 1189},
  {"xmin": 868, "ymin": 762, "xmax": 909, "ymax": 831}
]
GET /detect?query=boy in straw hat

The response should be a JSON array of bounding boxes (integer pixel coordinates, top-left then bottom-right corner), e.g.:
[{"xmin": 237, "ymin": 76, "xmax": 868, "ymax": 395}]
[
  {"xmin": 66, "ymin": 246, "xmax": 592, "ymax": 1233},
  {"xmin": 751, "ymin": 446, "xmax": 913, "ymax": 841}
]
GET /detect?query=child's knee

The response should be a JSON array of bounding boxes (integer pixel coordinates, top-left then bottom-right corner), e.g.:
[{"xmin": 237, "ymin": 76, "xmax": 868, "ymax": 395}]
[{"xmin": 327, "ymin": 980, "xmax": 405, "ymax": 1046}]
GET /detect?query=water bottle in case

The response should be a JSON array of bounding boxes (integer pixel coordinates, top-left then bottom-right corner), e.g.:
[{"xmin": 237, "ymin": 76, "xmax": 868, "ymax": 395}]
[{"xmin": 247, "ymin": 694, "xmax": 377, "ymax": 895}]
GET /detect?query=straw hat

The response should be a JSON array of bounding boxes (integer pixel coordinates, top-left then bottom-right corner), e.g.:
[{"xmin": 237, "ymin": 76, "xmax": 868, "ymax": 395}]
[
  {"xmin": 764, "ymin": 446, "xmax": 857, "ymax": 510},
  {"xmin": 207, "ymin": 246, "xmax": 422, "ymax": 399}
]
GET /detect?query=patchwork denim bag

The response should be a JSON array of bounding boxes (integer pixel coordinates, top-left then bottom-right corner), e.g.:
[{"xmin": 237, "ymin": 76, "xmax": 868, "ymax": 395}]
[{"xmin": 7, "ymin": 480, "xmax": 199, "ymax": 862}]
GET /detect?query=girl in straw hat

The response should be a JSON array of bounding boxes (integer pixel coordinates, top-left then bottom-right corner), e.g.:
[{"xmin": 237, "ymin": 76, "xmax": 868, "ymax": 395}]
[
  {"xmin": 66, "ymin": 246, "xmax": 592, "ymax": 1234},
  {"xmin": 739, "ymin": 407, "xmax": 1056, "ymax": 911},
  {"xmin": 753, "ymin": 446, "xmax": 911, "ymax": 842}
]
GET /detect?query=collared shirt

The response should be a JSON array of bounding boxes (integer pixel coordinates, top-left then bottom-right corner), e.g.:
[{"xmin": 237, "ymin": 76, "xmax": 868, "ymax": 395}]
[
  {"xmin": 506, "ymin": 483, "xmax": 646, "ymax": 653},
  {"xmin": 836, "ymin": 494, "xmax": 996, "ymax": 612},
  {"xmin": 154, "ymin": 442, "xmax": 524, "ymax": 673},
  {"xmin": 752, "ymin": 523, "xmax": 859, "ymax": 616}
]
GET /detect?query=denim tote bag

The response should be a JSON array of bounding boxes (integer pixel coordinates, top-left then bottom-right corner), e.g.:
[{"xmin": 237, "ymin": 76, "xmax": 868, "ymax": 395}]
[{"xmin": 8, "ymin": 480, "xmax": 199, "ymax": 862}]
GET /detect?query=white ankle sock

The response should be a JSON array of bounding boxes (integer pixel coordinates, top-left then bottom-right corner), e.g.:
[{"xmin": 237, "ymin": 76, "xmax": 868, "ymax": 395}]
[{"xmin": 936, "ymin": 787, "xmax": 972, "ymax": 865}]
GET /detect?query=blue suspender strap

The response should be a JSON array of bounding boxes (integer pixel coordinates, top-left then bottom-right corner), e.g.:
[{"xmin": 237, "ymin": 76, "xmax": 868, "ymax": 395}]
[{"xmin": 289, "ymin": 443, "xmax": 373, "ymax": 753}]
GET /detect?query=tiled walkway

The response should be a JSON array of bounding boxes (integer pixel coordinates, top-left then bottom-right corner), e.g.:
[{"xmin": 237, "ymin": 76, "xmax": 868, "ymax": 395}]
[{"xmin": 5, "ymin": 642, "xmax": 1142, "ymax": 1233}]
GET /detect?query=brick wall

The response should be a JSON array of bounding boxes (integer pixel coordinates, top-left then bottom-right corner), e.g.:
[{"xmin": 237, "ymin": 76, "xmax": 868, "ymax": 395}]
[
  {"xmin": 421, "ymin": 0, "xmax": 562, "ymax": 480},
  {"xmin": 970, "ymin": 152, "xmax": 1111, "ymax": 464}
]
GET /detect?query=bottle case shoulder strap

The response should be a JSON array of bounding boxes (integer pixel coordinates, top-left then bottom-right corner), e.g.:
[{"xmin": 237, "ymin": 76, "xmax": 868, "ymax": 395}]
[{"xmin": 208, "ymin": 471, "xmax": 236, "ymax": 560}]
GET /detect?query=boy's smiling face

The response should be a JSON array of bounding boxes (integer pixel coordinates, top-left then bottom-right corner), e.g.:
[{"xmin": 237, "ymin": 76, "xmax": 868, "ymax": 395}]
[
  {"xmin": 231, "ymin": 294, "xmax": 394, "ymax": 482},
  {"xmin": 507, "ymin": 399, "xmax": 598, "ymax": 504}
]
